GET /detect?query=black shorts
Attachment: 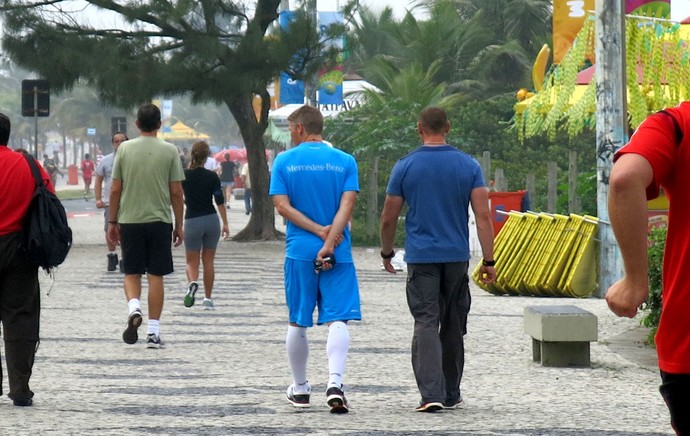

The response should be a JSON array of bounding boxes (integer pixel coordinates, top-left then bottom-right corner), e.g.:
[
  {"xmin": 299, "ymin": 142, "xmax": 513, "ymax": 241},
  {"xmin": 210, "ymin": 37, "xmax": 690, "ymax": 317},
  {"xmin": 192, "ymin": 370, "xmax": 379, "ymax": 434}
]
[
  {"xmin": 119, "ymin": 222, "xmax": 174, "ymax": 276},
  {"xmin": 660, "ymin": 370, "xmax": 690, "ymax": 435}
]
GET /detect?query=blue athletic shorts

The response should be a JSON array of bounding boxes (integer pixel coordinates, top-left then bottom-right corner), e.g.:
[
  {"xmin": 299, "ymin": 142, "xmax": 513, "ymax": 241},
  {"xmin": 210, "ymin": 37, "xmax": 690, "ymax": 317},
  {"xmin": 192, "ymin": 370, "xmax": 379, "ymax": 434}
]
[
  {"xmin": 184, "ymin": 213, "xmax": 220, "ymax": 251},
  {"xmin": 284, "ymin": 258, "xmax": 361, "ymax": 327}
]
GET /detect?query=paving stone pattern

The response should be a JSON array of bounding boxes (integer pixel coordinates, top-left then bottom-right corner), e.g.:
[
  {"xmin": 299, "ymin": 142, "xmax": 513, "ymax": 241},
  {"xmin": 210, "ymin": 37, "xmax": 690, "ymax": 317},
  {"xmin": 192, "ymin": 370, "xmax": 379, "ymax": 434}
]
[{"xmin": 0, "ymin": 198, "xmax": 674, "ymax": 435}]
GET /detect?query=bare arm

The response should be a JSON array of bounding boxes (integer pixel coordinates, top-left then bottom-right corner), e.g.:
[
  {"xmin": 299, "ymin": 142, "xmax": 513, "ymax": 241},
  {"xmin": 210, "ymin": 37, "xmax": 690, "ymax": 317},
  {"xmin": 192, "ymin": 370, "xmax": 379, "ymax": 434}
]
[
  {"xmin": 218, "ymin": 202, "xmax": 230, "ymax": 238},
  {"xmin": 470, "ymin": 186, "xmax": 496, "ymax": 284},
  {"xmin": 170, "ymin": 181, "xmax": 185, "ymax": 247},
  {"xmin": 316, "ymin": 191, "xmax": 357, "ymax": 265},
  {"xmin": 380, "ymin": 194, "xmax": 404, "ymax": 274},
  {"xmin": 606, "ymin": 153, "xmax": 654, "ymax": 318},
  {"xmin": 95, "ymin": 175, "xmax": 105, "ymax": 208},
  {"xmin": 107, "ymin": 179, "xmax": 122, "ymax": 245},
  {"xmin": 273, "ymin": 194, "xmax": 330, "ymax": 239}
]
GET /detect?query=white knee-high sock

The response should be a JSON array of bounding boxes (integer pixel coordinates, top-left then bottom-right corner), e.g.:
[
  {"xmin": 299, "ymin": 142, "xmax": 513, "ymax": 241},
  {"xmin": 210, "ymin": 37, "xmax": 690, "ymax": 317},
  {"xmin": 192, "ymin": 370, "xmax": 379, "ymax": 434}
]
[
  {"xmin": 327, "ymin": 321, "xmax": 349, "ymax": 388},
  {"xmin": 286, "ymin": 326, "xmax": 309, "ymax": 391}
]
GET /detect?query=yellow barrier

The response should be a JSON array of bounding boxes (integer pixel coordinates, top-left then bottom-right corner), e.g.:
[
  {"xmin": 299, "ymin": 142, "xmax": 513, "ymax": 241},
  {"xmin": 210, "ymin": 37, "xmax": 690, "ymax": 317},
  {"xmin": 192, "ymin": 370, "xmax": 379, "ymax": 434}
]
[{"xmin": 472, "ymin": 212, "xmax": 599, "ymax": 297}]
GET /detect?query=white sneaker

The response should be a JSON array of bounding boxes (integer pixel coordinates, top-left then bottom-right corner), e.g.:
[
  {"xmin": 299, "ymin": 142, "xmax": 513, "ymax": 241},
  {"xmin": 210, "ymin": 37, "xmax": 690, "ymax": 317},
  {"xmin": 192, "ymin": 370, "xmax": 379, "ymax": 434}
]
[
  {"xmin": 286, "ymin": 383, "xmax": 311, "ymax": 408},
  {"xmin": 202, "ymin": 298, "xmax": 215, "ymax": 310}
]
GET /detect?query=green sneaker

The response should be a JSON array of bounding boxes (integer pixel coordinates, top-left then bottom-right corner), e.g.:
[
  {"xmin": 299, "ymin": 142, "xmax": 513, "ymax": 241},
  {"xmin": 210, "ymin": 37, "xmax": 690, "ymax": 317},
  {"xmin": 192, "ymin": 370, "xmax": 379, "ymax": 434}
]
[
  {"xmin": 202, "ymin": 298, "xmax": 215, "ymax": 310},
  {"xmin": 184, "ymin": 282, "xmax": 198, "ymax": 307}
]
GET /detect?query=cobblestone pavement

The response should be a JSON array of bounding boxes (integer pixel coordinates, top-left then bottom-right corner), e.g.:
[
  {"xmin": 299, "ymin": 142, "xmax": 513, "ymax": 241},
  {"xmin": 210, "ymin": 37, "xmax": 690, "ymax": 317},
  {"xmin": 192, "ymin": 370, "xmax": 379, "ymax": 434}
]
[{"xmin": 0, "ymin": 196, "xmax": 673, "ymax": 435}]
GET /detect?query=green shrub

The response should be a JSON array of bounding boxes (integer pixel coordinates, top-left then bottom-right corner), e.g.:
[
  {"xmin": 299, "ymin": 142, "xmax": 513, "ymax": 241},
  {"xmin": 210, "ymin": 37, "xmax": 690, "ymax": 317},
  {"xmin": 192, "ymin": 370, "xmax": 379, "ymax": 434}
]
[{"xmin": 641, "ymin": 226, "xmax": 666, "ymax": 345}]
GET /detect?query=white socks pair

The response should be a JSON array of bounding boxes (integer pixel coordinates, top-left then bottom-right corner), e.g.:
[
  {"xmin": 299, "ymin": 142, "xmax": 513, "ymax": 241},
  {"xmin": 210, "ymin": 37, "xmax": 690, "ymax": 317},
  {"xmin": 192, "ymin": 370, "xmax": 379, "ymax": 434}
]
[{"xmin": 286, "ymin": 322, "xmax": 349, "ymax": 392}]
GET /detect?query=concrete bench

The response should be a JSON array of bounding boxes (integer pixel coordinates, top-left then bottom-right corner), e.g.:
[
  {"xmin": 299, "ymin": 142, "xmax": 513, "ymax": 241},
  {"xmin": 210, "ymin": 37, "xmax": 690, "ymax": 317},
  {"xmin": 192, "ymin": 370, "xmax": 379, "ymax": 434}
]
[{"xmin": 524, "ymin": 305, "xmax": 598, "ymax": 367}]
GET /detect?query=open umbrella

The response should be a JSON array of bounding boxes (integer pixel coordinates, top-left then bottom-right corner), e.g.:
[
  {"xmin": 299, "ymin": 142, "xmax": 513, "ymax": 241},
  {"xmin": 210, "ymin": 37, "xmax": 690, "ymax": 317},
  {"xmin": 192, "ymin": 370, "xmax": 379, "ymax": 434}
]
[
  {"xmin": 214, "ymin": 148, "xmax": 247, "ymax": 163},
  {"xmin": 214, "ymin": 148, "xmax": 271, "ymax": 163}
]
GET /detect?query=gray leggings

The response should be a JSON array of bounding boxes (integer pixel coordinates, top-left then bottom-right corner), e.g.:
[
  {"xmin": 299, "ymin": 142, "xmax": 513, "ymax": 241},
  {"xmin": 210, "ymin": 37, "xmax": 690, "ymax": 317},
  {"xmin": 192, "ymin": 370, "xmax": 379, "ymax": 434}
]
[{"xmin": 183, "ymin": 213, "xmax": 221, "ymax": 251}]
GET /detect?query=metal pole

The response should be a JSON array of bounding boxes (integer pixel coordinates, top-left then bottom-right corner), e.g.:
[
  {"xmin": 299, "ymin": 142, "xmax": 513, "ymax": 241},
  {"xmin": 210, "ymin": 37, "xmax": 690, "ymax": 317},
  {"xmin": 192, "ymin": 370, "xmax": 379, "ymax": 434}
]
[
  {"xmin": 595, "ymin": 0, "xmax": 627, "ymax": 297},
  {"xmin": 33, "ymin": 85, "xmax": 38, "ymax": 158},
  {"xmin": 306, "ymin": 0, "xmax": 318, "ymax": 106}
]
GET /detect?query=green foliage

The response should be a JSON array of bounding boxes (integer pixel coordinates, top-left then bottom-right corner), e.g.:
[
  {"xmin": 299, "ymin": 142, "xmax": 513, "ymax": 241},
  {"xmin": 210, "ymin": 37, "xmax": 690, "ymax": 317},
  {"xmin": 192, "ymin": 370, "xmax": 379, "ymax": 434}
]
[
  {"xmin": 519, "ymin": 11, "xmax": 690, "ymax": 139},
  {"xmin": 641, "ymin": 226, "xmax": 666, "ymax": 345},
  {"xmin": 327, "ymin": 92, "xmax": 599, "ymax": 245},
  {"xmin": 346, "ymin": 0, "xmax": 551, "ymax": 101},
  {"xmin": 0, "ymin": 0, "xmax": 350, "ymax": 240}
]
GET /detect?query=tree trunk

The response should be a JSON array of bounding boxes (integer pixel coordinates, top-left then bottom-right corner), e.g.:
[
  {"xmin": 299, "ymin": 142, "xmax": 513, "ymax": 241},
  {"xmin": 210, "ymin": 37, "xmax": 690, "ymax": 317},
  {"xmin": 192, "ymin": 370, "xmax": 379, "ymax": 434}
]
[{"xmin": 226, "ymin": 95, "xmax": 280, "ymax": 241}]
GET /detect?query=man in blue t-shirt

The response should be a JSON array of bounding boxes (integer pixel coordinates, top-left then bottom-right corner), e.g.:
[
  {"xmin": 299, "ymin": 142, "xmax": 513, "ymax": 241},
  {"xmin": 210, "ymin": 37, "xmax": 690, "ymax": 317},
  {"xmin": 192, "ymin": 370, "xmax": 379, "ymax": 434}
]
[
  {"xmin": 270, "ymin": 105, "xmax": 360, "ymax": 414},
  {"xmin": 380, "ymin": 106, "xmax": 496, "ymax": 412}
]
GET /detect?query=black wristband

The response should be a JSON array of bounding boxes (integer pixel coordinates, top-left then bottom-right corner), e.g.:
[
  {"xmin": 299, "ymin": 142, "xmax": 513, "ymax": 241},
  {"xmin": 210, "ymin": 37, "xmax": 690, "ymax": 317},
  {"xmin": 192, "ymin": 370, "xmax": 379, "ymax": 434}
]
[
  {"xmin": 482, "ymin": 259, "xmax": 496, "ymax": 267},
  {"xmin": 108, "ymin": 221, "xmax": 118, "ymax": 224},
  {"xmin": 381, "ymin": 250, "xmax": 395, "ymax": 259}
]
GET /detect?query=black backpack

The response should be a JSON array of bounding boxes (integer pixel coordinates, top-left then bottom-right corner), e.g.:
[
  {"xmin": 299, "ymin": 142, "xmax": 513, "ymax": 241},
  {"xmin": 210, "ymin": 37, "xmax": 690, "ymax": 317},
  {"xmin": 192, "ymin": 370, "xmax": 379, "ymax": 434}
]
[{"xmin": 20, "ymin": 155, "xmax": 73, "ymax": 271}]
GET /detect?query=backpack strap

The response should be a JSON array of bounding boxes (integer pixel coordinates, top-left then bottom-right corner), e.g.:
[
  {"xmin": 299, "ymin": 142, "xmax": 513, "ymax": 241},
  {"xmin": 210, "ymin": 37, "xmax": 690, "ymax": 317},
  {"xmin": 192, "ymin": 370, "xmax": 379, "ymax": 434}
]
[
  {"xmin": 658, "ymin": 109, "xmax": 683, "ymax": 146},
  {"xmin": 23, "ymin": 154, "xmax": 46, "ymax": 188}
]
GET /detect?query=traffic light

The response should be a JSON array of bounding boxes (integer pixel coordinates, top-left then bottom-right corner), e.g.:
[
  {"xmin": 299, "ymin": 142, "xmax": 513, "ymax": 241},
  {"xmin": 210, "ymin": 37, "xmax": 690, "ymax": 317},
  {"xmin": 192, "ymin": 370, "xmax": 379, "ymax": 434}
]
[{"xmin": 21, "ymin": 80, "xmax": 50, "ymax": 117}]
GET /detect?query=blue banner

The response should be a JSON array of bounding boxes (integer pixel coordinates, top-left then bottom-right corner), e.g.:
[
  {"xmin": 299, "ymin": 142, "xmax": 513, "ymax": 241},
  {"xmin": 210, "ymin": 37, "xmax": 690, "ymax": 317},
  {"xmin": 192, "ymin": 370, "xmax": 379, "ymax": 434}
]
[
  {"xmin": 317, "ymin": 12, "xmax": 344, "ymax": 105},
  {"xmin": 280, "ymin": 72, "xmax": 305, "ymax": 105},
  {"xmin": 279, "ymin": 10, "xmax": 305, "ymax": 105}
]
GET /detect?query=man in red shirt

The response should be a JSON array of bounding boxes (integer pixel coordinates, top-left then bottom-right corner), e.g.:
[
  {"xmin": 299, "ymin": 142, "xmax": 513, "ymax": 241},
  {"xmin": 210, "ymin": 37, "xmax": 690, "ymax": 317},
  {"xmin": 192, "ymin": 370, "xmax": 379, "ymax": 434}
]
[
  {"xmin": 607, "ymin": 102, "xmax": 690, "ymax": 435},
  {"xmin": 0, "ymin": 112, "xmax": 52, "ymax": 407}
]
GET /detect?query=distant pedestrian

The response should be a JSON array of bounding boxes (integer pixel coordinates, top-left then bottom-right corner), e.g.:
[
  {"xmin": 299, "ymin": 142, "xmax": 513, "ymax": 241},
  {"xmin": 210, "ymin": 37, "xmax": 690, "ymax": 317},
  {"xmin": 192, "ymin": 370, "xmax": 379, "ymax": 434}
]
[
  {"xmin": 0, "ymin": 112, "xmax": 53, "ymax": 407},
  {"xmin": 240, "ymin": 161, "xmax": 252, "ymax": 215},
  {"xmin": 42, "ymin": 153, "xmax": 62, "ymax": 188},
  {"xmin": 380, "ymin": 106, "xmax": 496, "ymax": 412},
  {"xmin": 180, "ymin": 147, "xmax": 190, "ymax": 169},
  {"xmin": 81, "ymin": 153, "xmax": 95, "ymax": 200},
  {"xmin": 270, "ymin": 105, "xmax": 361, "ymax": 413},
  {"xmin": 95, "ymin": 132, "xmax": 128, "ymax": 272},
  {"xmin": 181, "ymin": 141, "xmax": 229, "ymax": 310},
  {"xmin": 108, "ymin": 104, "xmax": 185, "ymax": 349},
  {"xmin": 218, "ymin": 153, "xmax": 236, "ymax": 209}
]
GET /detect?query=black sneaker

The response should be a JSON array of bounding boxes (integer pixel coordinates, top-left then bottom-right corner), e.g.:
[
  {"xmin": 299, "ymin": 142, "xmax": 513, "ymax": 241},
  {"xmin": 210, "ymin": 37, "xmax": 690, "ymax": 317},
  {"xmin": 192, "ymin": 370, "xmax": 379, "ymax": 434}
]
[
  {"xmin": 146, "ymin": 333, "xmax": 164, "ymax": 349},
  {"xmin": 443, "ymin": 398, "xmax": 463, "ymax": 409},
  {"xmin": 286, "ymin": 383, "xmax": 311, "ymax": 408},
  {"xmin": 119, "ymin": 258, "xmax": 125, "ymax": 274},
  {"xmin": 107, "ymin": 253, "xmax": 118, "ymax": 272},
  {"xmin": 184, "ymin": 282, "xmax": 198, "ymax": 307},
  {"xmin": 122, "ymin": 309, "xmax": 142, "ymax": 344},
  {"xmin": 415, "ymin": 401, "xmax": 443, "ymax": 412},
  {"xmin": 326, "ymin": 386, "xmax": 348, "ymax": 414},
  {"xmin": 12, "ymin": 398, "xmax": 33, "ymax": 407}
]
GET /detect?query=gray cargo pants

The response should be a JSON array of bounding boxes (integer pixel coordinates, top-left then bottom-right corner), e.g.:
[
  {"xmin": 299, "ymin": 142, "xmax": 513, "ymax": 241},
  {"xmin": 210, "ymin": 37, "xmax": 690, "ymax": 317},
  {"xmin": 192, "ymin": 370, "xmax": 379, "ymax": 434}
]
[{"xmin": 406, "ymin": 262, "xmax": 471, "ymax": 405}]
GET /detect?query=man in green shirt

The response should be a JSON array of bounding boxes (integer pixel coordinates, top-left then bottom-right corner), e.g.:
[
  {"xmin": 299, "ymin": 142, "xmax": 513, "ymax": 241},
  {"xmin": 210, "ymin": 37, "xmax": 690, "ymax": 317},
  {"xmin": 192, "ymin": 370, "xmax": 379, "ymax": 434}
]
[{"xmin": 108, "ymin": 104, "xmax": 185, "ymax": 349}]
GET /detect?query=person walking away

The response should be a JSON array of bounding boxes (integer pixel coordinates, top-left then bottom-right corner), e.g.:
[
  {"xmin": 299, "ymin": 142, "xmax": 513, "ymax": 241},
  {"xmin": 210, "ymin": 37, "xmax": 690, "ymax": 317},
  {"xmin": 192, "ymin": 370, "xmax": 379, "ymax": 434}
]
[
  {"xmin": 42, "ymin": 153, "xmax": 62, "ymax": 188},
  {"xmin": 107, "ymin": 104, "xmax": 185, "ymax": 349},
  {"xmin": 95, "ymin": 132, "xmax": 128, "ymax": 272},
  {"xmin": 81, "ymin": 153, "xmax": 95, "ymax": 200},
  {"xmin": 0, "ymin": 112, "xmax": 53, "ymax": 406},
  {"xmin": 270, "ymin": 105, "xmax": 361, "ymax": 414},
  {"xmin": 218, "ymin": 153, "xmax": 236, "ymax": 210},
  {"xmin": 240, "ymin": 161, "xmax": 252, "ymax": 215},
  {"xmin": 606, "ymin": 103, "xmax": 690, "ymax": 436},
  {"xmin": 380, "ymin": 106, "xmax": 496, "ymax": 412},
  {"xmin": 181, "ymin": 141, "xmax": 229, "ymax": 310}
]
